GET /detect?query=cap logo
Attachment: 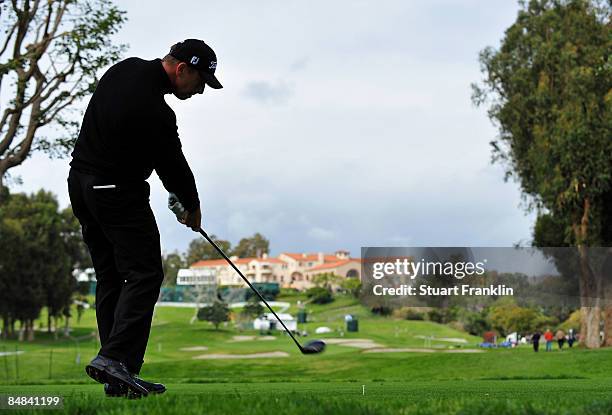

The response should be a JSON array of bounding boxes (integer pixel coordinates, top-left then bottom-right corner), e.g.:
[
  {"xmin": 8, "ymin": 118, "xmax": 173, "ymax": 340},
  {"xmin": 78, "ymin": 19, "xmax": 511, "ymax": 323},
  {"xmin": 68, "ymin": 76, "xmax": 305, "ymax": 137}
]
[
  {"xmin": 209, "ymin": 61, "xmax": 217, "ymax": 69},
  {"xmin": 190, "ymin": 56, "xmax": 200, "ymax": 65}
]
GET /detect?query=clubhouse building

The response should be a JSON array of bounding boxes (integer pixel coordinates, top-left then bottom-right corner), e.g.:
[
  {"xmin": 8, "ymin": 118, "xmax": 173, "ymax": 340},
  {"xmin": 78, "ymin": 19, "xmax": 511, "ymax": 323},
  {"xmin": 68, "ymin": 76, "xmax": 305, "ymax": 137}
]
[{"xmin": 189, "ymin": 250, "xmax": 361, "ymax": 290}]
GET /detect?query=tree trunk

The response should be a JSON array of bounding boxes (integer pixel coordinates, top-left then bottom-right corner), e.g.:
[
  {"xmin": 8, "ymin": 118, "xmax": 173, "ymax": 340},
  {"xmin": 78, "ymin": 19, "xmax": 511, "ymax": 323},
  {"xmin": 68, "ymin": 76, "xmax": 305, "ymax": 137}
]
[
  {"xmin": 27, "ymin": 319, "xmax": 34, "ymax": 341},
  {"xmin": 18, "ymin": 320, "xmax": 24, "ymax": 342},
  {"xmin": 605, "ymin": 304, "xmax": 612, "ymax": 347},
  {"xmin": 575, "ymin": 198, "xmax": 602, "ymax": 348},
  {"xmin": 1, "ymin": 315, "xmax": 8, "ymax": 339},
  {"xmin": 63, "ymin": 315, "xmax": 70, "ymax": 337},
  {"xmin": 604, "ymin": 258, "xmax": 612, "ymax": 346},
  {"xmin": 53, "ymin": 316, "xmax": 59, "ymax": 340},
  {"xmin": 581, "ymin": 306, "xmax": 601, "ymax": 348},
  {"xmin": 47, "ymin": 313, "xmax": 52, "ymax": 333}
]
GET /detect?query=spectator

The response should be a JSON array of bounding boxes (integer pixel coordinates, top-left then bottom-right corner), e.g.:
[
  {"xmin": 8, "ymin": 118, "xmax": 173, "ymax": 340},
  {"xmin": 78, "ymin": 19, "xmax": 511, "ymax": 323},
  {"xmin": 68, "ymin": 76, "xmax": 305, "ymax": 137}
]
[
  {"xmin": 568, "ymin": 329, "xmax": 577, "ymax": 348},
  {"xmin": 544, "ymin": 329, "xmax": 554, "ymax": 351},
  {"xmin": 556, "ymin": 329, "xmax": 566, "ymax": 350},
  {"xmin": 532, "ymin": 331, "xmax": 541, "ymax": 352}
]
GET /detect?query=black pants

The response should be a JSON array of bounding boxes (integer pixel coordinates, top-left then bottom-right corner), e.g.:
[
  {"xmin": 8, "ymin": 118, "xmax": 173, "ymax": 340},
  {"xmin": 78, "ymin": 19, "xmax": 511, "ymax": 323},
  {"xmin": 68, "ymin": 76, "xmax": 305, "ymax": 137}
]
[{"xmin": 67, "ymin": 168, "xmax": 164, "ymax": 374}]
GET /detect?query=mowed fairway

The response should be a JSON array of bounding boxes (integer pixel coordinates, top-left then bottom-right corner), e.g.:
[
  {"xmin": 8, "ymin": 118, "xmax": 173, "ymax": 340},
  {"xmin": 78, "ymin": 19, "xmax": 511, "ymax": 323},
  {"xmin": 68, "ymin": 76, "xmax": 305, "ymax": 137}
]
[
  {"xmin": 2, "ymin": 380, "xmax": 612, "ymax": 415},
  {"xmin": 1, "ymin": 294, "xmax": 612, "ymax": 414}
]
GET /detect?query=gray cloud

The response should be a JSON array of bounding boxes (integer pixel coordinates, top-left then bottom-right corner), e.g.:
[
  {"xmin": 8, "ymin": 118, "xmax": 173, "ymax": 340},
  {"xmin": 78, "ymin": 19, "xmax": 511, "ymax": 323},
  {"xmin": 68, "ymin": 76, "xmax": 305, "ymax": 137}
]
[
  {"xmin": 289, "ymin": 57, "xmax": 309, "ymax": 72},
  {"xmin": 242, "ymin": 80, "xmax": 295, "ymax": 106},
  {"xmin": 7, "ymin": 0, "xmax": 532, "ymax": 259},
  {"xmin": 307, "ymin": 227, "xmax": 336, "ymax": 241}
]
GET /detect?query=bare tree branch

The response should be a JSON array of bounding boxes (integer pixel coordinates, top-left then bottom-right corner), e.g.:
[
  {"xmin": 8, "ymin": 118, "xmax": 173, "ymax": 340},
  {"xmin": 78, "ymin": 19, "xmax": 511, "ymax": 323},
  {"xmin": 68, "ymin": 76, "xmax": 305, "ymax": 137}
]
[
  {"xmin": 3, "ymin": 63, "xmax": 45, "ymax": 169},
  {"xmin": 12, "ymin": 0, "xmax": 34, "ymax": 60},
  {"xmin": 0, "ymin": 1, "xmax": 72, "ymax": 155},
  {"xmin": 28, "ymin": 0, "xmax": 41, "ymax": 21},
  {"xmin": 0, "ymin": 22, "xmax": 18, "ymax": 57},
  {"xmin": 0, "ymin": 80, "xmax": 27, "ymax": 155},
  {"xmin": 38, "ymin": 93, "xmax": 79, "ymax": 127},
  {"xmin": 0, "ymin": 0, "xmax": 127, "ymax": 198}
]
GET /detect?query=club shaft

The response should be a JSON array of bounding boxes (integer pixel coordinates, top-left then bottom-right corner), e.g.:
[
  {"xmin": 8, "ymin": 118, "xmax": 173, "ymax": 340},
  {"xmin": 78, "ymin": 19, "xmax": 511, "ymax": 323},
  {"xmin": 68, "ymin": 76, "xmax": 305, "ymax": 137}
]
[{"xmin": 197, "ymin": 228, "xmax": 304, "ymax": 352}]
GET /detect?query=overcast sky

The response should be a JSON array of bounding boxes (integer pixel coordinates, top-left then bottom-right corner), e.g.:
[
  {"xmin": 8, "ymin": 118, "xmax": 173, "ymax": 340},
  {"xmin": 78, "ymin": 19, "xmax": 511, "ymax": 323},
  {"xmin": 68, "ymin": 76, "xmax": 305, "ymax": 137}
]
[{"xmin": 9, "ymin": 0, "xmax": 537, "ymax": 257}]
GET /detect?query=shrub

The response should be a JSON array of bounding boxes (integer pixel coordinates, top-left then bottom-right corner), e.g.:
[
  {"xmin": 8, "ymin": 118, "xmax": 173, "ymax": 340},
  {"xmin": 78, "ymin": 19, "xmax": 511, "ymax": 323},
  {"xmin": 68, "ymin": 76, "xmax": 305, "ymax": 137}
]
[
  {"xmin": 558, "ymin": 309, "xmax": 581, "ymax": 332},
  {"xmin": 241, "ymin": 298, "xmax": 264, "ymax": 319},
  {"xmin": 426, "ymin": 307, "xmax": 458, "ymax": 324},
  {"xmin": 393, "ymin": 307, "xmax": 425, "ymax": 320},
  {"xmin": 370, "ymin": 305, "xmax": 393, "ymax": 316},
  {"xmin": 306, "ymin": 287, "xmax": 333, "ymax": 304},
  {"xmin": 460, "ymin": 309, "xmax": 492, "ymax": 336},
  {"xmin": 488, "ymin": 300, "xmax": 554, "ymax": 336},
  {"xmin": 197, "ymin": 301, "xmax": 230, "ymax": 329},
  {"xmin": 340, "ymin": 278, "xmax": 362, "ymax": 298}
]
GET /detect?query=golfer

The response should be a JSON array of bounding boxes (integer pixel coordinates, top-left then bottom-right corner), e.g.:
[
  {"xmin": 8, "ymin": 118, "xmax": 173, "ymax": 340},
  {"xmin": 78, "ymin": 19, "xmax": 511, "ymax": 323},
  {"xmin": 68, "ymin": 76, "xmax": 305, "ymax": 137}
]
[{"xmin": 67, "ymin": 39, "xmax": 222, "ymax": 397}]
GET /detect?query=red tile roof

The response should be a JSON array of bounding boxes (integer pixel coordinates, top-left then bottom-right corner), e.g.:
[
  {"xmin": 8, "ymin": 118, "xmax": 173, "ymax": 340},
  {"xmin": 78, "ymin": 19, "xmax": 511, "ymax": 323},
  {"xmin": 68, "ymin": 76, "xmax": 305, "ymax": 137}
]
[
  {"xmin": 191, "ymin": 256, "xmax": 286, "ymax": 268},
  {"xmin": 281, "ymin": 253, "xmax": 340, "ymax": 262},
  {"xmin": 191, "ymin": 258, "xmax": 255, "ymax": 268},
  {"xmin": 306, "ymin": 259, "xmax": 361, "ymax": 271},
  {"xmin": 191, "ymin": 254, "xmax": 360, "ymax": 269}
]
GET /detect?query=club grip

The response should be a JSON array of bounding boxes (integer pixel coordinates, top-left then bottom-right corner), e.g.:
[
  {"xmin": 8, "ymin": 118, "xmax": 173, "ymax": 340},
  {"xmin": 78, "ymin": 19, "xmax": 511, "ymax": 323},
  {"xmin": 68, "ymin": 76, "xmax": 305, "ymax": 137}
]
[{"xmin": 168, "ymin": 192, "xmax": 186, "ymax": 218}]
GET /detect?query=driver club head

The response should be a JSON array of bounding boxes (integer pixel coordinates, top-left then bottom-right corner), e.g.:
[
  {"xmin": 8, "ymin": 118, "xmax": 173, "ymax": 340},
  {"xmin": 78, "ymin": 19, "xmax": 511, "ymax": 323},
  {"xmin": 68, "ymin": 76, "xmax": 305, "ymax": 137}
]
[{"xmin": 301, "ymin": 340, "xmax": 326, "ymax": 354}]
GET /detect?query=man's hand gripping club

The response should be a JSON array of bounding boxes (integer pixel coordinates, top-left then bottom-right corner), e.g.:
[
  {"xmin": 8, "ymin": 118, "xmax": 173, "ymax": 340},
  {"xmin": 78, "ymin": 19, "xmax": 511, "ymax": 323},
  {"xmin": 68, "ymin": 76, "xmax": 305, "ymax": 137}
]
[{"xmin": 168, "ymin": 193, "xmax": 201, "ymax": 231}]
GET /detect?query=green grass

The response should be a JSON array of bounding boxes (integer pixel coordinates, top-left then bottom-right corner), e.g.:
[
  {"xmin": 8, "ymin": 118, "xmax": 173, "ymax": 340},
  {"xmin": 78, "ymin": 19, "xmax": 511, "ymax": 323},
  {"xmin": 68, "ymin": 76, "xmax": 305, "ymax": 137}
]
[
  {"xmin": 1, "ymin": 294, "xmax": 612, "ymax": 414},
  {"xmin": 2, "ymin": 381, "xmax": 612, "ymax": 415}
]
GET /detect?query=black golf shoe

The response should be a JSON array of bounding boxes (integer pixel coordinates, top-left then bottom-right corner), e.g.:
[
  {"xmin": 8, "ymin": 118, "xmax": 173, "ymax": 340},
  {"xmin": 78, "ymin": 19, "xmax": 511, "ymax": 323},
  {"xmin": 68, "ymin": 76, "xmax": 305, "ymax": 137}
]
[
  {"xmin": 131, "ymin": 375, "xmax": 166, "ymax": 394},
  {"xmin": 104, "ymin": 382, "xmax": 127, "ymax": 397},
  {"xmin": 85, "ymin": 355, "xmax": 149, "ymax": 396},
  {"xmin": 104, "ymin": 375, "xmax": 166, "ymax": 398}
]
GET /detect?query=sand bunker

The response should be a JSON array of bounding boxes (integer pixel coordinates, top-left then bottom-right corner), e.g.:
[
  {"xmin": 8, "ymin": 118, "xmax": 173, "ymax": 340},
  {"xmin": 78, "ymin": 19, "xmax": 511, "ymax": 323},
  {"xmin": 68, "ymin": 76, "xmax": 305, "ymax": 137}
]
[
  {"xmin": 229, "ymin": 335, "xmax": 276, "ymax": 342},
  {"xmin": 414, "ymin": 335, "xmax": 468, "ymax": 344},
  {"xmin": 339, "ymin": 341, "xmax": 386, "ymax": 349},
  {"xmin": 193, "ymin": 351, "xmax": 289, "ymax": 360},
  {"xmin": 231, "ymin": 335, "xmax": 255, "ymax": 341},
  {"xmin": 323, "ymin": 338, "xmax": 376, "ymax": 344},
  {"xmin": 363, "ymin": 348, "xmax": 482, "ymax": 354},
  {"xmin": 322, "ymin": 338, "xmax": 385, "ymax": 349},
  {"xmin": 180, "ymin": 346, "xmax": 209, "ymax": 351},
  {"xmin": 314, "ymin": 338, "xmax": 479, "ymax": 353},
  {"xmin": 365, "ymin": 348, "xmax": 436, "ymax": 353}
]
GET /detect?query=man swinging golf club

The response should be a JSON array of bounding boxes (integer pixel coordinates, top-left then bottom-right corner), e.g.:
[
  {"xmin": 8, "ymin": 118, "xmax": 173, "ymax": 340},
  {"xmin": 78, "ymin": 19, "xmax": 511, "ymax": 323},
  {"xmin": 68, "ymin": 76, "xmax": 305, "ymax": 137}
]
[{"xmin": 67, "ymin": 39, "xmax": 222, "ymax": 397}]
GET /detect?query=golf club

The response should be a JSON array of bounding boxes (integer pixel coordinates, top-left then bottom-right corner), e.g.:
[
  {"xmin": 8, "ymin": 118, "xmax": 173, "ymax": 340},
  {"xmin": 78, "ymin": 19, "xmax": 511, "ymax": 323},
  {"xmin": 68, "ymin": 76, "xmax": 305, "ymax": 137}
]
[{"xmin": 168, "ymin": 193, "xmax": 326, "ymax": 355}]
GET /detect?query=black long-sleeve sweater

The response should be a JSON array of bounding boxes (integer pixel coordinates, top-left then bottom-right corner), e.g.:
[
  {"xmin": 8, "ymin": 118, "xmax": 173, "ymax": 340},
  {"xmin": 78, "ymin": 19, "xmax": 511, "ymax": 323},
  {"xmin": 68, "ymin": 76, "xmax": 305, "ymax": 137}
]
[{"xmin": 70, "ymin": 57, "xmax": 200, "ymax": 212}]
